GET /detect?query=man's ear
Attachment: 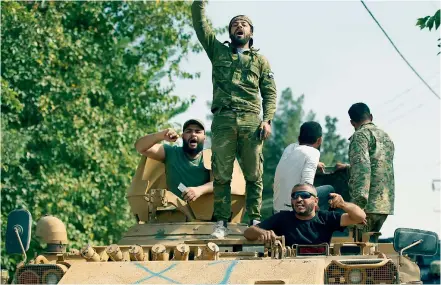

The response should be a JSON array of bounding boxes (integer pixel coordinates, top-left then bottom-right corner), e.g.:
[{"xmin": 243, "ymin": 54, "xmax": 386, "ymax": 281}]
[
  {"xmin": 350, "ymin": 120, "xmax": 355, "ymax": 127},
  {"xmin": 316, "ymin": 137, "xmax": 323, "ymax": 146},
  {"xmin": 369, "ymin": 114, "xmax": 373, "ymax": 121}
]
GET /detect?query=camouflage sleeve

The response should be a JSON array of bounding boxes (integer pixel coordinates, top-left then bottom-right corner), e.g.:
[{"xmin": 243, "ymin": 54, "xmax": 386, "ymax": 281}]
[
  {"xmin": 191, "ymin": 0, "xmax": 217, "ymax": 61},
  {"xmin": 259, "ymin": 56, "xmax": 277, "ymax": 122},
  {"xmin": 348, "ymin": 132, "xmax": 371, "ymax": 209}
]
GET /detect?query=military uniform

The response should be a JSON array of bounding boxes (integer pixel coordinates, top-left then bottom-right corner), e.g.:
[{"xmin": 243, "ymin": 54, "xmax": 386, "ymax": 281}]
[
  {"xmin": 348, "ymin": 122, "xmax": 395, "ymax": 237},
  {"xmin": 191, "ymin": 0, "xmax": 277, "ymax": 222}
]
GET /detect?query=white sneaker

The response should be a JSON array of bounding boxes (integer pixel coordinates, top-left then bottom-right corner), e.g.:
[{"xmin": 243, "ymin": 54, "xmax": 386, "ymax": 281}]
[
  {"xmin": 210, "ymin": 221, "xmax": 228, "ymax": 239},
  {"xmin": 251, "ymin": 220, "xmax": 261, "ymax": 226}
]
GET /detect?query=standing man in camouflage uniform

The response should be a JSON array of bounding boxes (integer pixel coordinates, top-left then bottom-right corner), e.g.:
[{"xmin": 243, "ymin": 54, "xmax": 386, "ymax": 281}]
[
  {"xmin": 191, "ymin": 0, "xmax": 277, "ymax": 238},
  {"xmin": 337, "ymin": 103, "xmax": 395, "ymax": 241}
]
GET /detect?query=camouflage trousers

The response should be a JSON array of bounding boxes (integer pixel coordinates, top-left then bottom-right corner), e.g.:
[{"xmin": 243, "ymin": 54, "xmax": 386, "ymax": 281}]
[
  {"xmin": 211, "ymin": 109, "xmax": 264, "ymax": 222},
  {"xmin": 355, "ymin": 213, "xmax": 388, "ymax": 242}
]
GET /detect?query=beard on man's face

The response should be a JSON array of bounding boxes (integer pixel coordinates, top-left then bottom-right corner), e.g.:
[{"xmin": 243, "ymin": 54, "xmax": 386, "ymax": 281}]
[
  {"xmin": 291, "ymin": 201, "xmax": 315, "ymax": 216},
  {"xmin": 229, "ymin": 33, "xmax": 251, "ymax": 47},
  {"xmin": 182, "ymin": 137, "xmax": 204, "ymax": 155}
]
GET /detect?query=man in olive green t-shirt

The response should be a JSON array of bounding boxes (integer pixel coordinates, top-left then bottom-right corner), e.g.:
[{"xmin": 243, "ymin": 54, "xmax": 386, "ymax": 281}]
[{"xmin": 134, "ymin": 119, "xmax": 212, "ymax": 201}]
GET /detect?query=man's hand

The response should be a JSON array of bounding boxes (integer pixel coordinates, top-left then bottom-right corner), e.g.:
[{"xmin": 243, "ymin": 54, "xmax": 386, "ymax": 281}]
[
  {"xmin": 257, "ymin": 229, "xmax": 277, "ymax": 243},
  {"xmin": 259, "ymin": 122, "xmax": 272, "ymax": 140},
  {"xmin": 163, "ymin": 128, "xmax": 179, "ymax": 142},
  {"xmin": 328, "ymin": 193, "xmax": 345, "ymax": 209},
  {"xmin": 182, "ymin": 187, "xmax": 202, "ymax": 202},
  {"xmin": 317, "ymin": 162, "xmax": 326, "ymax": 173},
  {"xmin": 335, "ymin": 162, "xmax": 349, "ymax": 170}
]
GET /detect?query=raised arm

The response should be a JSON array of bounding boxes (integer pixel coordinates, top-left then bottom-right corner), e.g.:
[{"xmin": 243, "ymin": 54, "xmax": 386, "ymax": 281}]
[
  {"xmin": 348, "ymin": 132, "xmax": 371, "ymax": 209},
  {"xmin": 328, "ymin": 193, "xmax": 366, "ymax": 227},
  {"xmin": 191, "ymin": 0, "xmax": 218, "ymax": 61},
  {"xmin": 134, "ymin": 129, "xmax": 179, "ymax": 162},
  {"xmin": 259, "ymin": 56, "xmax": 277, "ymax": 122}
]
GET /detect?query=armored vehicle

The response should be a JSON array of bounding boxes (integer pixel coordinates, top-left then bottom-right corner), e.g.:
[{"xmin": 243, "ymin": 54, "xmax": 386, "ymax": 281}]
[{"xmin": 5, "ymin": 151, "xmax": 439, "ymax": 284}]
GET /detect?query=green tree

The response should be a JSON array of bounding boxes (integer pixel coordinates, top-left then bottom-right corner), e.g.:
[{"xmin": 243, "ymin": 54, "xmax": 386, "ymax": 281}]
[
  {"xmin": 1, "ymin": 0, "xmax": 200, "ymax": 275},
  {"xmin": 416, "ymin": 9, "xmax": 440, "ymax": 54},
  {"xmin": 320, "ymin": 116, "xmax": 350, "ymax": 166}
]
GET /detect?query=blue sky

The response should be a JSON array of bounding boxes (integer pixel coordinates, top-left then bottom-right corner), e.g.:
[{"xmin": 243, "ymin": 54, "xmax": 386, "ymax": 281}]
[{"xmin": 170, "ymin": 0, "xmax": 440, "ymax": 237}]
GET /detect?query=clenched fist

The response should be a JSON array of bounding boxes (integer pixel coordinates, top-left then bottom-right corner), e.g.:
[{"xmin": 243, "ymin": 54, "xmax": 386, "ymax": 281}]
[{"xmin": 163, "ymin": 128, "xmax": 179, "ymax": 142}]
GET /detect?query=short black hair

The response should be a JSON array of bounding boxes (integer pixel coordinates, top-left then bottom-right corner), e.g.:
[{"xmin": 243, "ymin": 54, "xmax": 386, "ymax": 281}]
[
  {"xmin": 292, "ymin": 183, "xmax": 317, "ymax": 196},
  {"xmin": 298, "ymin": 121, "xmax": 322, "ymax": 145},
  {"xmin": 348, "ymin": 103, "xmax": 371, "ymax": 123}
]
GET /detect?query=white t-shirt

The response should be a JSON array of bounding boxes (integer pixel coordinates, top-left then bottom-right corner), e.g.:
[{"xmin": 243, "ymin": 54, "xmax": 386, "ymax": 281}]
[{"xmin": 273, "ymin": 143, "xmax": 320, "ymax": 213}]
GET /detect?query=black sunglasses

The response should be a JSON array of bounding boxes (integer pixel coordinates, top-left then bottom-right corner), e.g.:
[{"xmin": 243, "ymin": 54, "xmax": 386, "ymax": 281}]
[{"xmin": 291, "ymin": 191, "xmax": 316, "ymax": 200}]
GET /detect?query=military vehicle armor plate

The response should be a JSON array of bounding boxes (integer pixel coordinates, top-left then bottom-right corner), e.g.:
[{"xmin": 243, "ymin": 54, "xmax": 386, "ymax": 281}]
[{"xmin": 4, "ymin": 154, "xmax": 439, "ymax": 284}]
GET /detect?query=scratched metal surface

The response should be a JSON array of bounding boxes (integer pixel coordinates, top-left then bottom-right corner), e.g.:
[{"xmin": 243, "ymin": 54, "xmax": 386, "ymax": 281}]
[
  {"xmin": 119, "ymin": 222, "xmax": 248, "ymax": 245},
  {"xmin": 58, "ymin": 259, "xmax": 325, "ymax": 284}
]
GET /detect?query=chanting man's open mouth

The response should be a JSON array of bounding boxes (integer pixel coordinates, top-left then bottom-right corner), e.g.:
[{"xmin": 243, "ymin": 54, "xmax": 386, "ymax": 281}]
[
  {"xmin": 188, "ymin": 137, "xmax": 198, "ymax": 148},
  {"xmin": 235, "ymin": 30, "xmax": 244, "ymax": 38}
]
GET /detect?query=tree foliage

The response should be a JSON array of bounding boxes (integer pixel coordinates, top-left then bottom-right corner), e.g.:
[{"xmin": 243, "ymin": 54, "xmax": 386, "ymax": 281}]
[
  {"xmin": 417, "ymin": 9, "xmax": 440, "ymax": 31},
  {"xmin": 416, "ymin": 9, "xmax": 440, "ymax": 54},
  {"xmin": 1, "ymin": 0, "xmax": 200, "ymax": 274}
]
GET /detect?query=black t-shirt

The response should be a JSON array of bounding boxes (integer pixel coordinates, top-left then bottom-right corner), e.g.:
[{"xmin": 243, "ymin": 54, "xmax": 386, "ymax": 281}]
[{"xmin": 257, "ymin": 210, "xmax": 345, "ymax": 247}]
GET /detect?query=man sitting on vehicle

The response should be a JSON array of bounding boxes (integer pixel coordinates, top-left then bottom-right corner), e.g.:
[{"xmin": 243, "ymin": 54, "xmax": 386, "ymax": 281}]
[
  {"xmin": 134, "ymin": 119, "xmax": 212, "ymax": 202},
  {"xmin": 273, "ymin": 121, "xmax": 334, "ymax": 213},
  {"xmin": 244, "ymin": 183, "xmax": 366, "ymax": 246}
]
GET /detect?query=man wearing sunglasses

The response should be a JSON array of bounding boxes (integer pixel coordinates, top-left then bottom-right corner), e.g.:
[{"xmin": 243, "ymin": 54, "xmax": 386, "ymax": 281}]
[{"xmin": 243, "ymin": 183, "xmax": 366, "ymax": 246}]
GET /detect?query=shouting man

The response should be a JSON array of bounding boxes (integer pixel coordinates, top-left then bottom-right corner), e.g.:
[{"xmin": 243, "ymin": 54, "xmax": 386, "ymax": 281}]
[
  {"xmin": 134, "ymin": 119, "xmax": 212, "ymax": 202},
  {"xmin": 192, "ymin": 0, "xmax": 278, "ymax": 239}
]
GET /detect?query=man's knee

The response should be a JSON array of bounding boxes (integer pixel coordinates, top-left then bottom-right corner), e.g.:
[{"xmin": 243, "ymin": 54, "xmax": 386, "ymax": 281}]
[
  {"xmin": 241, "ymin": 153, "xmax": 264, "ymax": 182},
  {"xmin": 212, "ymin": 153, "xmax": 235, "ymax": 185}
]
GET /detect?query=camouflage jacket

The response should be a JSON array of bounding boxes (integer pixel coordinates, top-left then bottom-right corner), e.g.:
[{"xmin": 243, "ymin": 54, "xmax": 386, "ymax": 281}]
[
  {"xmin": 348, "ymin": 122, "xmax": 395, "ymax": 214},
  {"xmin": 191, "ymin": 1, "xmax": 277, "ymax": 122}
]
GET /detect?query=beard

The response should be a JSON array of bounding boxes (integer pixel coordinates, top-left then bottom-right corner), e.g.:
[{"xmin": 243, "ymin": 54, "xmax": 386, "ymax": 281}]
[
  {"xmin": 229, "ymin": 33, "xmax": 251, "ymax": 47},
  {"xmin": 182, "ymin": 138, "xmax": 204, "ymax": 156},
  {"xmin": 292, "ymin": 202, "xmax": 315, "ymax": 216}
]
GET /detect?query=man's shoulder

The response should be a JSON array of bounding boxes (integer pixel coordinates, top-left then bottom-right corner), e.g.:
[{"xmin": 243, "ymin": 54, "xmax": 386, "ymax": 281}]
[
  {"xmin": 163, "ymin": 144, "xmax": 182, "ymax": 160},
  {"xmin": 370, "ymin": 124, "xmax": 393, "ymax": 141},
  {"xmin": 357, "ymin": 123, "xmax": 393, "ymax": 143},
  {"xmin": 274, "ymin": 210, "xmax": 295, "ymax": 220},
  {"xmin": 163, "ymin": 144, "xmax": 180, "ymax": 151},
  {"xmin": 279, "ymin": 143, "xmax": 300, "ymax": 160},
  {"xmin": 259, "ymin": 211, "xmax": 291, "ymax": 228},
  {"xmin": 351, "ymin": 128, "xmax": 371, "ymax": 143},
  {"xmin": 283, "ymin": 143, "xmax": 298, "ymax": 152},
  {"xmin": 316, "ymin": 210, "xmax": 343, "ymax": 220},
  {"xmin": 297, "ymin": 144, "xmax": 320, "ymax": 157},
  {"xmin": 254, "ymin": 52, "xmax": 271, "ymax": 65}
]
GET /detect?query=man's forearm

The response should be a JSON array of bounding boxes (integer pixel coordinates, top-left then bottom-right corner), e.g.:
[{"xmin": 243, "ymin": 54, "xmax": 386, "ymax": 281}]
[
  {"xmin": 262, "ymin": 96, "xmax": 276, "ymax": 122},
  {"xmin": 198, "ymin": 181, "xmax": 213, "ymax": 195},
  {"xmin": 191, "ymin": 0, "xmax": 215, "ymax": 59},
  {"xmin": 348, "ymin": 169, "xmax": 370, "ymax": 209},
  {"xmin": 244, "ymin": 226, "xmax": 264, "ymax": 241},
  {"xmin": 134, "ymin": 131, "xmax": 165, "ymax": 154},
  {"xmin": 340, "ymin": 202, "xmax": 366, "ymax": 223},
  {"xmin": 260, "ymin": 59, "xmax": 277, "ymax": 122},
  {"xmin": 348, "ymin": 134, "xmax": 371, "ymax": 209}
]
